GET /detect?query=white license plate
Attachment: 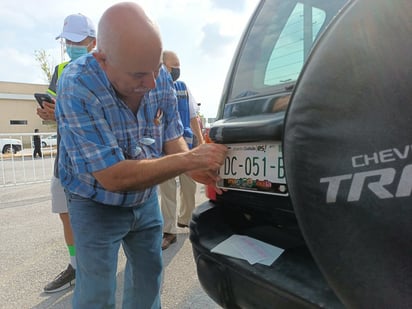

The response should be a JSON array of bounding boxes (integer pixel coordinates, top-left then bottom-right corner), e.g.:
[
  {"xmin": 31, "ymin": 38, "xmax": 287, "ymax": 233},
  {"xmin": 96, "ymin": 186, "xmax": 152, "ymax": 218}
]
[{"xmin": 217, "ymin": 142, "xmax": 288, "ymax": 196}]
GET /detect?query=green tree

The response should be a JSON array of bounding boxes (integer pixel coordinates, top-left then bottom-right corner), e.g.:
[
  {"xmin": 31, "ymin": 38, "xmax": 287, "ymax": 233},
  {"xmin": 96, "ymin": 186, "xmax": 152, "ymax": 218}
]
[
  {"xmin": 34, "ymin": 49, "xmax": 57, "ymax": 129},
  {"xmin": 34, "ymin": 49, "xmax": 54, "ymax": 83}
]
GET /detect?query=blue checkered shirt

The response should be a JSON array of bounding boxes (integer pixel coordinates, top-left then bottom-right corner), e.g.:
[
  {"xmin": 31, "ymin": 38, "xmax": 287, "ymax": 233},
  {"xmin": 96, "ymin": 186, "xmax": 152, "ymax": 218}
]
[{"xmin": 55, "ymin": 54, "xmax": 182, "ymax": 206}]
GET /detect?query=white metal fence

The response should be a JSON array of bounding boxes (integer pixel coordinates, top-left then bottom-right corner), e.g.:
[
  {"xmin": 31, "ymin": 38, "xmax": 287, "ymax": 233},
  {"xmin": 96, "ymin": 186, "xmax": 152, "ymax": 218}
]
[{"xmin": 0, "ymin": 132, "xmax": 57, "ymax": 187}]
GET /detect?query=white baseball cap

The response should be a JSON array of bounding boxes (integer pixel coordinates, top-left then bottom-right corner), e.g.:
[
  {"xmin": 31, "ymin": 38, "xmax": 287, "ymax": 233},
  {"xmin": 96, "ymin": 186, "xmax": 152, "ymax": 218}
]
[{"xmin": 55, "ymin": 13, "xmax": 96, "ymax": 42}]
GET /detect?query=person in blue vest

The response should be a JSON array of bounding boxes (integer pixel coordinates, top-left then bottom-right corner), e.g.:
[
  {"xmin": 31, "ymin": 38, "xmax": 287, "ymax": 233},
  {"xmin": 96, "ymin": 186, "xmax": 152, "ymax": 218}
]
[
  {"xmin": 36, "ymin": 13, "xmax": 96, "ymax": 293},
  {"xmin": 159, "ymin": 50, "xmax": 205, "ymax": 250}
]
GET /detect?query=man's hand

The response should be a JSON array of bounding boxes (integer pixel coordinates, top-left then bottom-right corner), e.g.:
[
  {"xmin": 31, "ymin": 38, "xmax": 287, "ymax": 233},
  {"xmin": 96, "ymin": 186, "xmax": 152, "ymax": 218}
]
[
  {"xmin": 186, "ymin": 143, "xmax": 228, "ymax": 194},
  {"xmin": 37, "ymin": 101, "xmax": 56, "ymax": 121},
  {"xmin": 189, "ymin": 143, "xmax": 227, "ymax": 172},
  {"xmin": 189, "ymin": 169, "xmax": 226, "ymax": 195}
]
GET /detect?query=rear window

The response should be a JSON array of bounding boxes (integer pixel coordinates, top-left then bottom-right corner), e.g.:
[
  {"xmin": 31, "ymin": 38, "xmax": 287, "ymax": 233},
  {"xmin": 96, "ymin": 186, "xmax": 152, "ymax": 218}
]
[
  {"xmin": 264, "ymin": 3, "xmax": 325, "ymax": 85},
  {"xmin": 228, "ymin": 0, "xmax": 346, "ymax": 101}
]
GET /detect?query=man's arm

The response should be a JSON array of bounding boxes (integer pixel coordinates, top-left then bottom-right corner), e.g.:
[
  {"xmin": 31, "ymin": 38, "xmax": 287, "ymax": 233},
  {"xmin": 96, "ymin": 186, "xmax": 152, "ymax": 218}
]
[
  {"xmin": 37, "ymin": 65, "xmax": 58, "ymax": 122},
  {"xmin": 186, "ymin": 86, "xmax": 204, "ymax": 146},
  {"xmin": 190, "ymin": 116, "xmax": 204, "ymax": 146},
  {"xmin": 92, "ymin": 136, "xmax": 227, "ymax": 192}
]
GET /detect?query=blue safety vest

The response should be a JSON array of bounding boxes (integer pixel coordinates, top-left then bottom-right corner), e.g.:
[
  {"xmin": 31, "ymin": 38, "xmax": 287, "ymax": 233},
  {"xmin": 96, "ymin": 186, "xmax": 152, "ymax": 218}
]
[{"xmin": 174, "ymin": 81, "xmax": 194, "ymax": 149}]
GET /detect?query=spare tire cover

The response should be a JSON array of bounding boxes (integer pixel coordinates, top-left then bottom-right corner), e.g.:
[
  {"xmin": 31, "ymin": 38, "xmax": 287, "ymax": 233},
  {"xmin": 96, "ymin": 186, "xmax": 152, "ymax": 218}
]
[{"xmin": 283, "ymin": 0, "xmax": 412, "ymax": 308}]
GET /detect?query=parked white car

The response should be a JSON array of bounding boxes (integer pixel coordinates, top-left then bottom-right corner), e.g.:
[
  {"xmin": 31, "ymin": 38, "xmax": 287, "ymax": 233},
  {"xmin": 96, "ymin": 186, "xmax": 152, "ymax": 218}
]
[
  {"xmin": 0, "ymin": 138, "xmax": 23, "ymax": 154},
  {"xmin": 41, "ymin": 134, "xmax": 58, "ymax": 147}
]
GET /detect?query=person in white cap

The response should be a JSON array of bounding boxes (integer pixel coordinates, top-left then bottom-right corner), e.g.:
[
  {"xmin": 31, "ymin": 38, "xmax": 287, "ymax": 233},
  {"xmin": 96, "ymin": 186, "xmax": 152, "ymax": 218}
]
[{"xmin": 36, "ymin": 13, "xmax": 96, "ymax": 294}]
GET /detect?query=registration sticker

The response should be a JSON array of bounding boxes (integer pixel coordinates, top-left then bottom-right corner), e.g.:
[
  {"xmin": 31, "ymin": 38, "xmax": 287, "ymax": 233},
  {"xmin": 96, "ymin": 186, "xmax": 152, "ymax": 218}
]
[{"xmin": 217, "ymin": 142, "xmax": 288, "ymax": 196}]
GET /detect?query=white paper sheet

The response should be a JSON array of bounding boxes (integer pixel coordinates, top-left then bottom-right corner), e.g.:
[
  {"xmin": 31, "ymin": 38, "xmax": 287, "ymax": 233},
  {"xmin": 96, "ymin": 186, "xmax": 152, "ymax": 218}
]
[{"xmin": 211, "ymin": 234, "xmax": 284, "ymax": 266}]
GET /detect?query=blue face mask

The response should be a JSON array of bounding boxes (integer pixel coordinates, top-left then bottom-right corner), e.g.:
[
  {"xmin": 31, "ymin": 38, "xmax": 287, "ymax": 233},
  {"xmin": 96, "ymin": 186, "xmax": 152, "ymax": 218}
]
[{"xmin": 66, "ymin": 45, "xmax": 88, "ymax": 60}]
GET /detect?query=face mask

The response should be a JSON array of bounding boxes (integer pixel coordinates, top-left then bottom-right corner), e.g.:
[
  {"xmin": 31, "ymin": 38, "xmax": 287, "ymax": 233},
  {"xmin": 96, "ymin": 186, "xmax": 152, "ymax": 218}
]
[
  {"xmin": 170, "ymin": 67, "xmax": 180, "ymax": 81},
  {"xmin": 66, "ymin": 45, "xmax": 88, "ymax": 60}
]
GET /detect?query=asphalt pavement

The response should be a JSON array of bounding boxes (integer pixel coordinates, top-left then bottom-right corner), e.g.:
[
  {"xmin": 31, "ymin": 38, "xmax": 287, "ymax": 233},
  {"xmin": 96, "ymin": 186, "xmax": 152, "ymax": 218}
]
[{"xmin": 0, "ymin": 181, "xmax": 221, "ymax": 309}]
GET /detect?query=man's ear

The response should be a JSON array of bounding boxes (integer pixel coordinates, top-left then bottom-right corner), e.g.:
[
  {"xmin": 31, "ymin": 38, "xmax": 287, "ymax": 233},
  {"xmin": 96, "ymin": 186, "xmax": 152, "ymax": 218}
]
[{"xmin": 91, "ymin": 39, "xmax": 97, "ymax": 49}]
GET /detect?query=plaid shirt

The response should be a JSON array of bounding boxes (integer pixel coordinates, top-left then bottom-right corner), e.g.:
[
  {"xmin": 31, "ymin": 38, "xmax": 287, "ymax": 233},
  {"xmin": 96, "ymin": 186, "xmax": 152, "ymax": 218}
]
[{"xmin": 55, "ymin": 54, "xmax": 182, "ymax": 206}]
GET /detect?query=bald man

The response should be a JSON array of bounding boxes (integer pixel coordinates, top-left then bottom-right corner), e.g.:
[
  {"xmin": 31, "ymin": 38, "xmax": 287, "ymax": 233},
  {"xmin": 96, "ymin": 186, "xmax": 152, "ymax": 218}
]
[{"xmin": 55, "ymin": 2, "xmax": 227, "ymax": 308}]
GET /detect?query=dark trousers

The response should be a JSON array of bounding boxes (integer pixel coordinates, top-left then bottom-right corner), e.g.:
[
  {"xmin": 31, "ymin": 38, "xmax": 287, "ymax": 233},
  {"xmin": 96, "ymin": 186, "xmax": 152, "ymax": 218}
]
[{"xmin": 33, "ymin": 147, "xmax": 42, "ymax": 158}]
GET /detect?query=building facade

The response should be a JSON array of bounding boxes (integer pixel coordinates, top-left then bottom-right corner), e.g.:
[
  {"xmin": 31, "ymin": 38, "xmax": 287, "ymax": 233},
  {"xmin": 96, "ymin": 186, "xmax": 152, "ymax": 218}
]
[{"xmin": 0, "ymin": 81, "xmax": 54, "ymax": 134}]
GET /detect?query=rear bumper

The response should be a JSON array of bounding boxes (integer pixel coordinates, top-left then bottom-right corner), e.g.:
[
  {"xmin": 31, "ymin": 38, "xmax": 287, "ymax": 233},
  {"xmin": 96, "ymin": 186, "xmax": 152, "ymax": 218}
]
[{"xmin": 189, "ymin": 201, "xmax": 344, "ymax": 309}]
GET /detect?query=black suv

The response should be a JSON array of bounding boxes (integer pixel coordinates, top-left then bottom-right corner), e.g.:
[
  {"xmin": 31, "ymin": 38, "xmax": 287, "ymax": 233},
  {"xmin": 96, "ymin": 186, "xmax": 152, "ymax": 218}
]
[{"xmin": 190, "ymin": 0, "xmax": 412, "ymax": 308}]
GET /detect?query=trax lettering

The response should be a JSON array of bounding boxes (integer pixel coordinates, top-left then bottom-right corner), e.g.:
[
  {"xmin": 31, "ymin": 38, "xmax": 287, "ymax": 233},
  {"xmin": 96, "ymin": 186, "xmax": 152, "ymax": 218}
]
[{"xmin": 320, "ymin": 164, "xmax": 412, "ymax": 203}]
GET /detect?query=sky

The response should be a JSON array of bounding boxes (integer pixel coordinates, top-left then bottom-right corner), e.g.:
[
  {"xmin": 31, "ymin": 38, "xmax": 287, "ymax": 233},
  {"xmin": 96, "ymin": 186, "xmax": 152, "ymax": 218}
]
[{"xmin": 0, "ymin": 0, "xmax": 259, "ymax": 118}]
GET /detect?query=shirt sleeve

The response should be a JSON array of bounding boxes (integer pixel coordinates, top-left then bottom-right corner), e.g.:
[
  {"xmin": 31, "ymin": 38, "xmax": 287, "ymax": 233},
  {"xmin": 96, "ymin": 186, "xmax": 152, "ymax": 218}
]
[
  {"xmin": 55, "ymin": 67, "xmax": 124, "ymax": 175},
  {"xmin": 187, "ymin": 86, "xmax": 198, "ymax": 118}
]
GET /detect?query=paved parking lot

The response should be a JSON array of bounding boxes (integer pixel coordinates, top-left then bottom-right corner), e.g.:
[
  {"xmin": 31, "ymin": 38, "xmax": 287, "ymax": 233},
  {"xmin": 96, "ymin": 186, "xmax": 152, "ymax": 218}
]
[{"xmin": 0, "ymin": 181, "xmax": 220, "ymax": 309}]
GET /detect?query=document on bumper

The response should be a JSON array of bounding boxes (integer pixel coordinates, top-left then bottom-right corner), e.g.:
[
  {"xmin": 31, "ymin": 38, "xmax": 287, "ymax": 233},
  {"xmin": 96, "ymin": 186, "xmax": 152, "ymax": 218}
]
[{"xmin": 211, "ymin": 234, "xmax": 284, "ymax": 266}]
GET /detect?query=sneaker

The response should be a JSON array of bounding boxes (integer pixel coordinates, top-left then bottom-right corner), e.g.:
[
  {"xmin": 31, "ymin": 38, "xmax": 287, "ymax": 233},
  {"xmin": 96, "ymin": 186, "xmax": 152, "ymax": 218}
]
[{"xmin": 43, "ymin": 264, "xmax": 76, "ymax": 293}]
